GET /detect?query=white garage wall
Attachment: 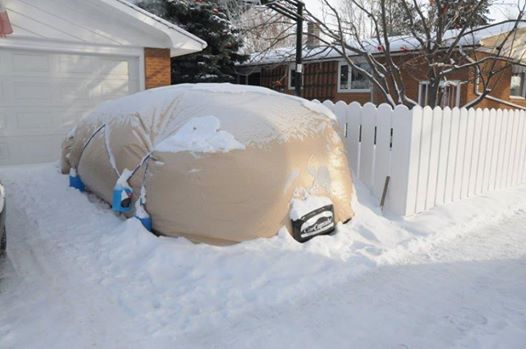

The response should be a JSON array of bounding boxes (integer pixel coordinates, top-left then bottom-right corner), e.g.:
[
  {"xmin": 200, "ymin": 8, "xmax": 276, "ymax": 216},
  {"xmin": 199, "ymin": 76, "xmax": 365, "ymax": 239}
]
[{"xmin": 0, "ymin": 48, "xmax": 140, "ymax": 165}]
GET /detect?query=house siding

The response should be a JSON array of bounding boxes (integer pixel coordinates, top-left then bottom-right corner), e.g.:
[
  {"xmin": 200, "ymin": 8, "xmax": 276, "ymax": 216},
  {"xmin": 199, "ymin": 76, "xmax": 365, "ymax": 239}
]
[
  {"xmin": 464, "ymin": 64, "xmax": 526, "ymax": 109},
  {"xmin": 250, "ymin": 61, "xmax": 371, "ymax": 103},
  {"xmin": 239, "ymin": 52, "xmax": 525, "ymax": 110},
  {"xmin": 144, "ymin": 48, "xmax": 171, "ymax": 89}
]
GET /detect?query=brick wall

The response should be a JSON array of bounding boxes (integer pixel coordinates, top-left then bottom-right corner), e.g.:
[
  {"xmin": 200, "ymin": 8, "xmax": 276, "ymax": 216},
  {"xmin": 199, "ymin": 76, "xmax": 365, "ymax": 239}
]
[
  {"xmin": 144, "ymin": 48, "xmax": 171, "ymax": 89},
  {"xmin": 464, "ymin": 62, "xmax": 526, "ymax": 109},
  {"xmin": 241, "ymin": 53, "xmax": 523, "ymax": 109},
  {"xmin": 256, "ymin": 61, "xmax": 371, "ymax": 103}
]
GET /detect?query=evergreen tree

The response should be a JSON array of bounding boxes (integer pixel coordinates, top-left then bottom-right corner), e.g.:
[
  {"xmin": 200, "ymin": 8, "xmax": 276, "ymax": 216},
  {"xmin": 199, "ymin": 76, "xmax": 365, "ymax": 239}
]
[
  {"xmin": 439, "ymin": 0, "xmax": 492, "ymax": 28},
  {"xmin": 378, "ymin": 0, "xmax": 415, "ymax": 36},
  {"xmin": 137, "ymin": 0, "xmax": 248, "ymax": 83},
  {"xmin": 374, "ymin": 0, "xmax": 491, "ymax": 36},
  {"xmin": 369, "ymin": 0, "xmax": 420, "ymax": 36}
]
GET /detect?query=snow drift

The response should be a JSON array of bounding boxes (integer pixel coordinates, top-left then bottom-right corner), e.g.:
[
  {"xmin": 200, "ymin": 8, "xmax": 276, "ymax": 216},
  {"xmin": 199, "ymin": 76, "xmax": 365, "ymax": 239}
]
[{"xmin": 60, "ymin": 83, "xmax": 354, "ymax": 244}]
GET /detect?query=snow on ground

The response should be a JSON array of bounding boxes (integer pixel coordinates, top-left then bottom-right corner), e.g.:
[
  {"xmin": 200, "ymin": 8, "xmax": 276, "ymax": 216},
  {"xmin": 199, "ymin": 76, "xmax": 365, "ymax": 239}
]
[{"xmin": 0, "ymin": 163, "xmax": 525, "ymax": 348}]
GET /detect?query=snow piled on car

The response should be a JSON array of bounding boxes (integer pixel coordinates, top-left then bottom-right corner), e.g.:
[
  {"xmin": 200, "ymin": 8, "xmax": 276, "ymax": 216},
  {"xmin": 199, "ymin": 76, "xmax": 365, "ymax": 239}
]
[
  {"xmin": 76, "ymin": 83, "xmax": 338, "ymax": 151},
  {"xmin": 154, "ymin": 115, "xmax": 245, "ymax": 155}
]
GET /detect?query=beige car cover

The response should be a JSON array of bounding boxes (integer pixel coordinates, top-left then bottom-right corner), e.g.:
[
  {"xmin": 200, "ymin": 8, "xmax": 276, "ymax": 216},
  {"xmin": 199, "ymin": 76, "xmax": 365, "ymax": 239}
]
[{"xmin": 61, "ymin": 83, "xmax": 354, "ymax": 245}]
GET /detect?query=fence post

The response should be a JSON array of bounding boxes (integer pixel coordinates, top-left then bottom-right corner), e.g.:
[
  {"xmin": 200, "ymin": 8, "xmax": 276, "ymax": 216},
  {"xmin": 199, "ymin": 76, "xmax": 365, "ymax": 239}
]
[
  {"xmin": 518, "ymin": 111, "xmax": 526, "ymax": 184},
  {"xmin": 347, "ymin": 102, "xmax": 362, "ymax": 177},
  {"xmin": 359, "ymin": 103, "xmax": 378, "ymax": 188},
  {"xmin": 332, "ymin": 100, "xmax": 348, "ymax": 138},
  {"xmin": 386, "ymin": 105, "xmax": 420, "ymax": 215},
  {"xmin": 435, "ymin": 107, "xmax": 452, "ymax": 206},
  {"xmin": 425, "ymin": 106, "xmax": 445, "ymax": 209},
  {"xmin": 415, "ymin": 106, "xmax": 433, "ymax": 213},
  {"xmin": 373, "ymin": 104, "xmax": 393, "ymax": 199}
]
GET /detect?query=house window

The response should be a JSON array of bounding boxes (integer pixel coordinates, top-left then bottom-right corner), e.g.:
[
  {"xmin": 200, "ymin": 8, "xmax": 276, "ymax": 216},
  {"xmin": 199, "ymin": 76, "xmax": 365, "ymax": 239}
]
[
  {"xmin": 418, "ymin": 81, "xmax": 460, "ymax": 108},
  {"xmin": 510, "ymin": 72, "xmax": 526, "ymax": 98},
  {"xmin": 338, "ymin": 62, "xmax": 371, "ymax": 92}
]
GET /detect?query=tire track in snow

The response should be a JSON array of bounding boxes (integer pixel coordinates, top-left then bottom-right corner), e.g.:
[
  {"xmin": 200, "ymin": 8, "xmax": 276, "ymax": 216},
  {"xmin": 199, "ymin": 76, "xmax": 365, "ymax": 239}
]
[{"xmin": 0, "ymin": 165, "xmax": 149, "ymax": 348}]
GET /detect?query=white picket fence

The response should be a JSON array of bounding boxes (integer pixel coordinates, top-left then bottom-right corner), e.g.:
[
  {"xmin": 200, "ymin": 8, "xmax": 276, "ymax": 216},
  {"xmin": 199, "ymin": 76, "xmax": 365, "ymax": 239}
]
[{"xmin": 321, "ymin": 100, "xmax": 526, "ymax": 216}]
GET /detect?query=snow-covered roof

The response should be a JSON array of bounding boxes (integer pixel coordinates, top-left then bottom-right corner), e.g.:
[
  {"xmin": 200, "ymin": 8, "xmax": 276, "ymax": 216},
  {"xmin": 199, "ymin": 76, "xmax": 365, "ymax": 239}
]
[
  {"xmin": 0, "ymin": 0, "xmax": 207, "ymax": 57},
  {"xmin": 242, "ymin": 22, "xmax": 526, "ymax": 66},
  {"xmin": 109, "ymin": 0, "xmax": 207, "ymax": 56}
]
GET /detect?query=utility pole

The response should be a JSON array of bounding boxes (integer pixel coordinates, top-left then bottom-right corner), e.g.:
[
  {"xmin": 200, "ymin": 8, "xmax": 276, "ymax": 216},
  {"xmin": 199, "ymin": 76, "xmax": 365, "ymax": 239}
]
[
  {"xmin": 261, "ymin": 0, "xmax": 304, "ymax": 97},
  {"xmin": 294, "ymin": 1, "xmax": 303, "ymax": 97}
]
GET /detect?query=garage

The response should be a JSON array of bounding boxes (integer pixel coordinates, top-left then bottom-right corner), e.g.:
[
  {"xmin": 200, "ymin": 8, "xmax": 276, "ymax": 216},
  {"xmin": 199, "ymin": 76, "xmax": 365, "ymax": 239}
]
[
  {"xmin": 0, "ymin": 49, "xmax": 140, "ymax": 165},
  {"xmin": 0, "ymin": 0, "xmax": 206, "ymax": 166}
]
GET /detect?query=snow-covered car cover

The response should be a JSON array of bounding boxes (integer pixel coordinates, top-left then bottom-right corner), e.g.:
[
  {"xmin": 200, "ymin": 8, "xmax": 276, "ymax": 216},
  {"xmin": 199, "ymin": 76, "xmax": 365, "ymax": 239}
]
[{"xmin": 61, "ymin": 83, "xmax": 354, "ymax": 245}]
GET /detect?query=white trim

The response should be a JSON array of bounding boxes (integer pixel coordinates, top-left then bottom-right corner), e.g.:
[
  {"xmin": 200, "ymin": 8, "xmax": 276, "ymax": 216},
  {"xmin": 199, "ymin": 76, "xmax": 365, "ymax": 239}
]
[
  {"xmin": 104, "ymin": 0, "xmax": 207, "ymax": 56},
  {"xmin": 337, "ymin": 61, "xmax": 348, "ymax": 93},
  {"xmin": 454, "ymin": 82, "xmax": 462, "ymax": 108},
  {"xmin": 510, "ymin": 71, "xmax": 526, "ymax": 98},
  {"xmin": 139, "ymin": 49, "xmax": 146, "ymax": 91},
  {"xmin": 337, "ymin": 61, "xmax": 371, "ymax": 93},
  {"xmin": 288, "ymin": 63, "xmax": 303, "ymax": 91},
  {"xmin": 0, "ymin": 37, "xmax": 144, "ymax": 57},
  {"xmin": 418, "ymin": 80, "xmax": 461, "ymax": 107}
]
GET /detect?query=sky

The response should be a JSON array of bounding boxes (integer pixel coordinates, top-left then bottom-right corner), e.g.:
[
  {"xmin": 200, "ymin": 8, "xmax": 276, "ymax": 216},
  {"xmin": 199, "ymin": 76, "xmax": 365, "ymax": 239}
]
[{"xmin": 301, "ymin": 0, "xmax": 526, "ymax": 22}]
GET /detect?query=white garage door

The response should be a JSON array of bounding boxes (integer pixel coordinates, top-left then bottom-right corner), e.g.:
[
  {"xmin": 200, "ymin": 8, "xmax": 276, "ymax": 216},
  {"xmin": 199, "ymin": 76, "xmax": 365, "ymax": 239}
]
[{"xmin": 0, "ymin": 48, "xmax": 140, "ymax": 165}]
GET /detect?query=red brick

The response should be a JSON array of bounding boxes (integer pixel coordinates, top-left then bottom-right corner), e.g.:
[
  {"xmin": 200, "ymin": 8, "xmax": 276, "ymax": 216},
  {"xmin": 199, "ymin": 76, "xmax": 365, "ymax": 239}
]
[{"xmin": 144, "ymin": 48, "xmax": 171, "ymax": 89}]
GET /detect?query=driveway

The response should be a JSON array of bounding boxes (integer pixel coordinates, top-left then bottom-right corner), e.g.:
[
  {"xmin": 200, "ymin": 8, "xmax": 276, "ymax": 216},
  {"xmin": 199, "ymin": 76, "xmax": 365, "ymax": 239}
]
[{"xmin": 0, "ymin": 163, "xmax": 525, "ymax": 348}]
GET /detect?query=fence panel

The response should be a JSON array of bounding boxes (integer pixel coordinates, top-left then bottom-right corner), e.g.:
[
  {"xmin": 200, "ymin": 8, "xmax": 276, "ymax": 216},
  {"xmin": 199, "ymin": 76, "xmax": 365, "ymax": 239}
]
[
  {"xmin": 452, "ymin": 108, "xmax": 467, "ymax": 201},
  {"xmin": 359, "ymin": 103, "xmax": 378, "ymax": 188},
  {"xmin": 509, "ymin": 110, "xmax": 521, "ymax": 186},
  {"xmin": 511, "ymin": 111, "xmax": 522, "ymax": 185},
  {"xmin": 425, "ymin": 107, "xmax": 444, "ymax": 209},
  {"xmin": 483, "ymin": 109, "xmax": 497, "ymax": 193},
  {"xmin": 502, "ymin": 110, "xmax": 513, "ymax": 187},
  {"xmin": 435, "ymin": 107, "xmax": 451, "ymax": 206},
  {"xmin": 460, "ymin": 108, "xmax": 475, "ymax": 199},
  {"xmin": 332, "ymin": 101, "xmax": 348, "ymax": 138},
  {"xmin": 321, "ymin": 100, "xmax": 526, "ymax": 217},
  {"xmin": 347, "ymin": 102, "xmax": 362, "ymax": 176},
  {"xmin": 518, "ymin": 113, "xmax": 526, "ymax": 184},
  {"xmin": 414, "ymin": 106, "xmax": 432, "ymax": 212},
  {"xmin": 467, "ymin": 108, "xmax": 481, "ymax": 197},
  {"xmin": 373, "ymin": 104, "xmax": 393, "ymax": 198},
  {"xmin": 388, "ymin": 104, "xmax": 416, "ymax": 215},
  {"xmin": 475, "ymin": 109, "xmax": 490, "ymax": 194},
  {"xmin": 490, "ymin": 109, "xmax": 504, "ymax": 191},
  {"xmin": 444, "ymin": 108, "xmax": 460, "ymax": 204},
  {"xmin": 495, "ymin": 110, "xmax": 509, "ymax": 189}
]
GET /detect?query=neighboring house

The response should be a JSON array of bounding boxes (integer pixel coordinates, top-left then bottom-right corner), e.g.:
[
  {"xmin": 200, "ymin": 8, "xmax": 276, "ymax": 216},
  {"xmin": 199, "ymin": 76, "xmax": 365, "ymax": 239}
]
[
  {"xmin": 236, "ymin": 24, "xmax": 526, "ymax": 111},
  {"xmin": 0, "ymin": 0, "xmax": 207, "ymax": 166}
]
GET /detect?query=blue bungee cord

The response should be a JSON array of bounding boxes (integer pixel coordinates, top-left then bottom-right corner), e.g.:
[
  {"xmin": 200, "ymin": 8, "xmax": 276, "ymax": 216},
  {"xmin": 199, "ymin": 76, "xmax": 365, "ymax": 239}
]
[{"xmin": 69, "ymin": 123, "xmax": 154, "ymax": 231}]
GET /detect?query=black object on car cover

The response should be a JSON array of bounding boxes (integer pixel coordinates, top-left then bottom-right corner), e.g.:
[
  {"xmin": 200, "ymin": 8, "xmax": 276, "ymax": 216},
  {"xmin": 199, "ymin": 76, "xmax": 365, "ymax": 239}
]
[{"xmin": 291, "ymin": 205, "xmax": 336, "ymax": 243}]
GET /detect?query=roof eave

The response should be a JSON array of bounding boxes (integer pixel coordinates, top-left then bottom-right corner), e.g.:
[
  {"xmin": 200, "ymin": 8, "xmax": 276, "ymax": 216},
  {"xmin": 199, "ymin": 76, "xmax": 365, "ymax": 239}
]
[{"xmin": 102, "ymin": 0, "xmax": 207, "ymax": 57}]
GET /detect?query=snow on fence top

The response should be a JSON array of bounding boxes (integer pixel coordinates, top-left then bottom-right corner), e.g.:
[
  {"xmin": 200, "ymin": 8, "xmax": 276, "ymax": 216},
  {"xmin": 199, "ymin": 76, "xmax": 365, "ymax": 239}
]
[{"xmin": 322, "ymin": 100, "xmax": 526, "ymax": 216}]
